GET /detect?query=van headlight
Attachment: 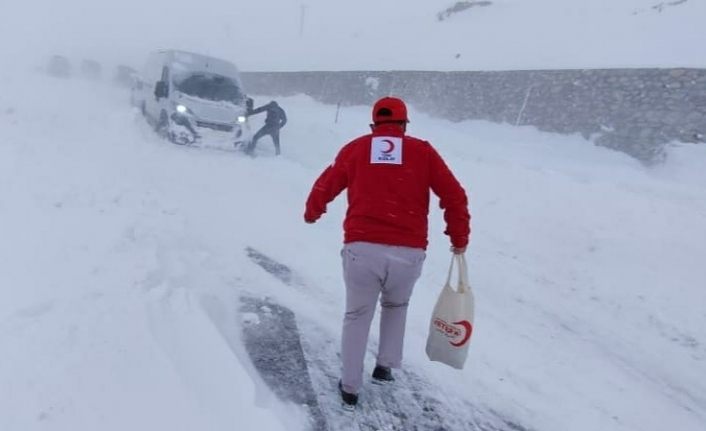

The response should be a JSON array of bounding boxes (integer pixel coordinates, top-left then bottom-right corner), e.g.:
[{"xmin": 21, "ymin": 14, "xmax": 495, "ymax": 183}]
[
  {"xmin": 237, "ymin": 116, "xmax": 247, "ymax": 123},
  {"xmin": 176, "ymin": 104, "xmax": 188, "ymax": 114}
]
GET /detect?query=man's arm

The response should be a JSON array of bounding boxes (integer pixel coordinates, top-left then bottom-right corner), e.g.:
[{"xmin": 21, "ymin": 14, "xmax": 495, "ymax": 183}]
[
  {"xmin": 304, "ymin": 149, "xmax": 349, "ymax": 223},
  {"xmin": 428, "ymin": 145, "xmax": 471, "ymax": 250},
  {"xmin": 279, "ymin": 108, "xmax": 287, "ymax": 128},
  {"xmin": 249, "ymin": 105, "xmax": 267, "ymax": 115}
]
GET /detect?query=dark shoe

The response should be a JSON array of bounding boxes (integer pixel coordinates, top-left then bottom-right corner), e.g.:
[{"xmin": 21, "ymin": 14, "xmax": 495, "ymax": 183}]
[
  {"xmin": 338, "ymin": 380, "xmax": 358, "ymax": 409},
  {"xmin": 372, "ymin": 365, "xmax": 395, "ymax": 384}
]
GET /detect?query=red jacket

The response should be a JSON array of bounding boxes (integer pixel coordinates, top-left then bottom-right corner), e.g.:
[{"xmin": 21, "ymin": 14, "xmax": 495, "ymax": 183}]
[{"xmin": 304, "ymin": 125, "xmax": 470, "ymax": 249}]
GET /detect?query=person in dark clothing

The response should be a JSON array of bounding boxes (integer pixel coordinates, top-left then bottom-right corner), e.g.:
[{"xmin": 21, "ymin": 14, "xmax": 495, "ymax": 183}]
[{"xmin": 245, "ymin": 101, "xmax": 287, "ymax": 156}]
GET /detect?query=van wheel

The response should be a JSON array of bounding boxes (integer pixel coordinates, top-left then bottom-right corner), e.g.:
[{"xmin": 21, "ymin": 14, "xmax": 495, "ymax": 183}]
[
  {"xmin": 155, "ymin": 111, "xmax": 170, "ymax": 138},
  {"xmin": 156, "ymin": 111, "xmax": 185, "ymax": 144}
]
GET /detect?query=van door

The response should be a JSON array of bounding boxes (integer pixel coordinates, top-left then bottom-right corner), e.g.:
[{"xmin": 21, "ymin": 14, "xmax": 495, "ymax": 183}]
[
  {"xmin": 147, "ymin": 65, "xmax": 170, "ymax": 124},
  {"xmin": 155, "ymin": 66, "xmax": 170, "ymax": 115}
]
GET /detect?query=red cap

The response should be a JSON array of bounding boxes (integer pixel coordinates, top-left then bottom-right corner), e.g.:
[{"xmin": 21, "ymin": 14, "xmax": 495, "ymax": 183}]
[{"xmin": 372, "ymin": 97, "xmax": 409, "ymax": 124}]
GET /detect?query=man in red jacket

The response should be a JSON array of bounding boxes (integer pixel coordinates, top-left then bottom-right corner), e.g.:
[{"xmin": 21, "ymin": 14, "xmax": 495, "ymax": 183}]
[{"xmin": 304, "ymin": 96, "xmax": 470, "ymax": 408}]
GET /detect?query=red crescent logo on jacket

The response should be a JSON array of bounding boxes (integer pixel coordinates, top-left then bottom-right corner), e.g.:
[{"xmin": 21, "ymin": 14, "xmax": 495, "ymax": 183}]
[
  {"xmin": 433, "ymin": 318, "xmax": 473, "ymax": 347},
  {"xmin": 381, "ymin": 139, "xmax": 395, "ymax": 154}
]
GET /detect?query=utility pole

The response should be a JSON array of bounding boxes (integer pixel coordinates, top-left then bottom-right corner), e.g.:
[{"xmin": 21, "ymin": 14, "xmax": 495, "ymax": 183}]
[
  {"xmin": 515, "ymin": 85, "xmax": 533, "ymax": 126},
  {"xmin": 299, "ymin": 4, "xmax": 308, "ymax": 38}
]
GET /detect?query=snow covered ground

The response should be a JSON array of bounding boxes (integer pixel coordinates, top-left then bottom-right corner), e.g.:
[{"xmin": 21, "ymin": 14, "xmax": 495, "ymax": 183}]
[{"xmin": 1, "ymin": 67, "xmax": 705, "ymax": 430}]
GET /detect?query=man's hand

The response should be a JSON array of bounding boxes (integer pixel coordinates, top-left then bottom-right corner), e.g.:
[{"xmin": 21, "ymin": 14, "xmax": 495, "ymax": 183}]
[{"xmin": 304, "ymin": 212, "xmax": 318, "ymax": 224}]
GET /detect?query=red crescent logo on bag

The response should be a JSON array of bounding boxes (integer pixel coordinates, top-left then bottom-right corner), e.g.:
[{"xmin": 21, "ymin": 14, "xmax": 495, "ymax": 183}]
[
  {"xmin": 450, "ymin": 320, "xmax": 473, "ymax": 347},
  {"xmin": 433, "ymin": 318, "xmax": 473, "ymax": 347}
]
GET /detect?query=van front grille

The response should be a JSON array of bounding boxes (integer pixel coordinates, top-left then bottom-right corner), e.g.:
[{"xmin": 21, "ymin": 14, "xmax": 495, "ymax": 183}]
[{"xmin": 196, "ymin": 121, "xmax": 233, "ymax": 132}]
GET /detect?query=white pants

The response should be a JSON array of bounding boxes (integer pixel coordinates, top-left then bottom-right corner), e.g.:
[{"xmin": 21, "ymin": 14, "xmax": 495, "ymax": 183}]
[{"xmin": 340, "ymin": 241, "xmax": 425, "ymax": 394}]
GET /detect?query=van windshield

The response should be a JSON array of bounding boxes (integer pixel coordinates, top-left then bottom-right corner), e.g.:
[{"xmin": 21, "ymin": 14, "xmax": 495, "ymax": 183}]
[{"xmin": 173, "ymin": 73, "xmax": 244, "ymax": 103}]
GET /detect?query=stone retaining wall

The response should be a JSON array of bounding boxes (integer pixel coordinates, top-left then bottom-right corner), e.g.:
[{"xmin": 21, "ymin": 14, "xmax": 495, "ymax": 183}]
[{"xmin": 241, "ymin": 69, "xmax": 706, "ymax": 163}]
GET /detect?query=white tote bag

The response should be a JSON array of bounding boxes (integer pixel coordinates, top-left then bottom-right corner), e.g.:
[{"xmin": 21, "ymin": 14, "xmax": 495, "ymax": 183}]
[{"xmin": 425, "ymin": 253, "xmax": 475, "ymax": 369}]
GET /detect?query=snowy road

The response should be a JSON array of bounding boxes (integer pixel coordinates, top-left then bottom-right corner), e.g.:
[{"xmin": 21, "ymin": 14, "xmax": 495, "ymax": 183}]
[
  {"xmin": 1, "ymin": 70, "xmax": 705, "ymax": 431},
  {"xmin": 243, "ymin": 247, "xmax": 533, "ymax": 431}
]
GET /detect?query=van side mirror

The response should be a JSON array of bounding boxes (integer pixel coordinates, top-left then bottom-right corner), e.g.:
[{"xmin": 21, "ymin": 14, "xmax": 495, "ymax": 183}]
[{"xmin": 154, "ymin": 81, "xmax": 168, "ymax": 99}]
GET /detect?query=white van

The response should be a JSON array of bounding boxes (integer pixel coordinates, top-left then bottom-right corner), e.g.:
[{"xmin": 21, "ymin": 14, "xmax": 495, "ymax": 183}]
[{"xmin": 132, "ymin": 50, "xmax": 251, "ymax": 147}]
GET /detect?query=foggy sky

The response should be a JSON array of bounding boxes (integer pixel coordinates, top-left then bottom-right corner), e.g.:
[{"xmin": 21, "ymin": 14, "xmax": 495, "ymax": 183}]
[{"xmin": 2, "ymin": 0, "xmax": 704, "ymax": 73}]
